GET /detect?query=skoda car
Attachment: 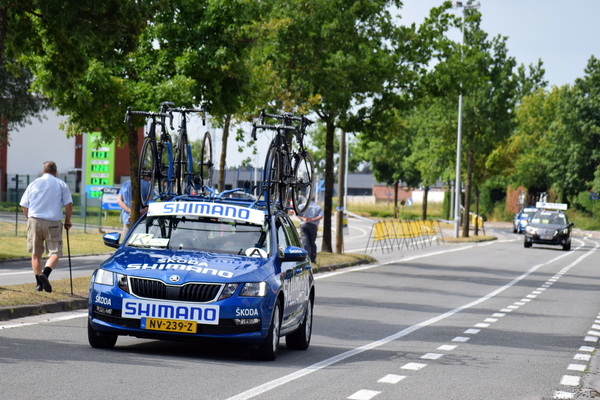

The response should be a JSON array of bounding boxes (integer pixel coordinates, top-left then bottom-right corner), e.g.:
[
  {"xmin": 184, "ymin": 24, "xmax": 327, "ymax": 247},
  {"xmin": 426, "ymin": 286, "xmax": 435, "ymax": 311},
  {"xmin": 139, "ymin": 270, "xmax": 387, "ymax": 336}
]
[
  {"xmin": 524, "ymin": 207, "xmax": 573, "ymax": 251},
  {"xmin": 88, "ymin": 198, "xmax": 314, "ymax": 361},
  {"xmin": 513, "ymin": 207, "xmax": 537, "ymax": 234}
]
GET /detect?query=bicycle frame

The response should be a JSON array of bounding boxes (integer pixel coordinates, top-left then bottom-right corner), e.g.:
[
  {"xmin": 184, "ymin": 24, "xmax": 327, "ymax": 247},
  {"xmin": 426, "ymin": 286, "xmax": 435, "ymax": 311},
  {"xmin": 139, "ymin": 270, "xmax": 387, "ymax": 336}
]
[
  {"xmin": 168, "ymin": 105, "xmax": 207, "ymax": 196},
  {"xmin": 252, "ymin": 109, "xmax": 314, "ymax": 215},
  {"xmin": 125, "ymin": 104, "xmax": 174, "ymax": 204}
]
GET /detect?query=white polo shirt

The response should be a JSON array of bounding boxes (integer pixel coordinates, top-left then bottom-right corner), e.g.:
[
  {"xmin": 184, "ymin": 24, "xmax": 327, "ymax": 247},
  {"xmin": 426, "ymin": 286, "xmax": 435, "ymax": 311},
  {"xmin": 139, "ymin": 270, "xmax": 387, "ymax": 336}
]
[{"xmin": 20, "ymin": 174, "xmax": 73, "ymax": 221}]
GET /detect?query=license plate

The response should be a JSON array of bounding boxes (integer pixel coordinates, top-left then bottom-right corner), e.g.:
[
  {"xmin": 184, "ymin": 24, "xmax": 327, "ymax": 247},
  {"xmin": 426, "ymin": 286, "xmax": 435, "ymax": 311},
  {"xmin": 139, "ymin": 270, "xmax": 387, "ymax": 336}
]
[
  {"xmin": 540, "ymin": 235, "xmax": 553, "ymax": 240},
  {"xmin": 141, "ymin": 317, "xmax": 197, "ymax": 333}
]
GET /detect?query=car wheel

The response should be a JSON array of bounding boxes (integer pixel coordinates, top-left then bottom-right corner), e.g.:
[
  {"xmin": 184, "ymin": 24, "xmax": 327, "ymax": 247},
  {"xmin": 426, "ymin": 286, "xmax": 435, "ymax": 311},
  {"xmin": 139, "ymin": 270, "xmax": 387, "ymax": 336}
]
[
  {"xmin": 524, "ymin": 239, "xmax": 532, "ymax": 248},
  {"xmin": 252, "ymin": 299, "xmax": 281, "ymax": 361},
  {"xmin": 286, "ymin": 295, "xmax": 313, "ymax": 350},
  {"xmin": 513, "ymin": 228, "xmax": 517, "ymax": 233},
  {"xmin": 563, "ymin": 242, "xmax": 571, "ymax": 251},
  {"xmin": 88, "ymin": 320, "xmax": 117, "ymax": 349}
]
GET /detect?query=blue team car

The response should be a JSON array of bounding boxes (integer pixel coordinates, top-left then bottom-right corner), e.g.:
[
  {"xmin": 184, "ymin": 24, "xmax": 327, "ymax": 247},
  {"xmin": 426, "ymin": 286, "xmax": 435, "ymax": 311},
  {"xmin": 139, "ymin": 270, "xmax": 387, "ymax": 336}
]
[{"xmin": 88, "ymin": 198, "xmax": 314, "ymax": 360}]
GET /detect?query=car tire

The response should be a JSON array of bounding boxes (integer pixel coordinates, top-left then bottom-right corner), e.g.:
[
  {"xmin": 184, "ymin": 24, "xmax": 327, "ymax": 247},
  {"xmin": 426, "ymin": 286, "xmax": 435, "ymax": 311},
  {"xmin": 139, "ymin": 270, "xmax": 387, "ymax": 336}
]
[
  {"xmin": 513, "ymin": 228, "xmax": 517, "ymax": 233},
  {"xmin": 563, "ymin": 242, "xmax": 571, "ymax": 251},
  {"xmin": 524, "ymin": 239, "xmax": 532, "ymax": 248},
  {"xmin": 88, "ymin": 320, "xmax": 117, "ymax": 349},
  {"xmin": 252, "ymin": 299, "xmax": 281, "ymax": 361},
  {"xmin": 286, "ymin": 295, "xmax": 313, "ymax": 350}
]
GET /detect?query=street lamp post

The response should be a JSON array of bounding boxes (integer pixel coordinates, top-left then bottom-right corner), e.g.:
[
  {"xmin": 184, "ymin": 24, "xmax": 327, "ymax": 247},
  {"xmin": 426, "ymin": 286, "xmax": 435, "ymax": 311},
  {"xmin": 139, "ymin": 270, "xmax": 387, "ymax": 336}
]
[{"xmin": 452, "ymin": 0, "xmax": 480, "ymax": 238}]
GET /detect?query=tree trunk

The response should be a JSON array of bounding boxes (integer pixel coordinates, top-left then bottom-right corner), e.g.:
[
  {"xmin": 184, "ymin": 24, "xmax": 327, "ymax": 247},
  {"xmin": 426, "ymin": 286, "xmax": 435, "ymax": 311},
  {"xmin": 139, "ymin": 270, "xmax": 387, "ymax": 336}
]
[
  {"xmin": 446, "ymin": 180, "xmax": 452, "ymax": 221},
  {"xmin": 474, "ymin": 185, "xmax": 480, "ymax": 236},
  {"xmin": 128, "ymin": 125, "xmax": 141, "ymax": 224},
  {"xmin": 461, "ymin": 150, "xmax": 473, "ymax": 238},
  {"xmin": 421, "ymin": 186, "xmax": 429, "ymax": 221},
  {"xmin": 321, "ymin": 120, "xmax": 335, "ymax": 253},
  {"xmin": 218, "ymin": 114, "xmax": 231, "ymax": 193},
  {"xmin": 393, "ymin": 180, "xmax": 399, "ymax": 218}
]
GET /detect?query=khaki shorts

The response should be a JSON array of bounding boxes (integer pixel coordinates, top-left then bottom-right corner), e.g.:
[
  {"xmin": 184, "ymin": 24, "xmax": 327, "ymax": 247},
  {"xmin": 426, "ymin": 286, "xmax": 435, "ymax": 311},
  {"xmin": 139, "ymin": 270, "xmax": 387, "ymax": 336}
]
[{"xmin": 27, "ymin": 218, "xmax": 63, "ymax": 257}]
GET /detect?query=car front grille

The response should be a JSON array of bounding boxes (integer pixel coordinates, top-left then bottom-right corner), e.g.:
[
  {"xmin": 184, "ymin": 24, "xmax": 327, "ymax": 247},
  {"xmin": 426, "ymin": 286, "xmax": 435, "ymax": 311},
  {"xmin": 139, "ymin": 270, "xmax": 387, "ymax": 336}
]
[
  {"xmin": 129, "ymin": 277, "xmax": 222, "ymax": 303},
  {"xmin": 537, "ymin": 228, "xmax": 556, "ymax": 236}
]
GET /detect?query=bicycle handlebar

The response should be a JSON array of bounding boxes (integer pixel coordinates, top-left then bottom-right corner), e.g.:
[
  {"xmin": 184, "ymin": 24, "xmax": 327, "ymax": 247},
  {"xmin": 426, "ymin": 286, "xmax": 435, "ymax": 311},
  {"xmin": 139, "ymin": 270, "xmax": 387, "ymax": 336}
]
[
  {"xmin": 258, "ymin": 109, "xmax": 313, "ymax": 126},
  {"xmin": 252, "ymin": 109, "xmax": 313, "ymax": 141},
  {"xmin": 168, "ymin": 105, "xmax": 207, "ymax": 126},
  {"xmin": 124, "ymin": 107, "xmax": 173, "ymax": 128},
  {"xmin": 251, "ymin": 123, "xmax": 297, "ymax": 141}
]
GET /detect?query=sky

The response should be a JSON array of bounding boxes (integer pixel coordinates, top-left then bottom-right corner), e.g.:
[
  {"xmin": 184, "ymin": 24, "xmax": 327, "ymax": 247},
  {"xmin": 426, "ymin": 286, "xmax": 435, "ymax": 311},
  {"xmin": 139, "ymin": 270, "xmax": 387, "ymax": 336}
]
[
  {"xmin": 399, "ymin": 0, "xmax": 600, "ymax": 88},
  {"xmin": 206, "ymin": 0, "xmax": 600, "ymax": 169}
]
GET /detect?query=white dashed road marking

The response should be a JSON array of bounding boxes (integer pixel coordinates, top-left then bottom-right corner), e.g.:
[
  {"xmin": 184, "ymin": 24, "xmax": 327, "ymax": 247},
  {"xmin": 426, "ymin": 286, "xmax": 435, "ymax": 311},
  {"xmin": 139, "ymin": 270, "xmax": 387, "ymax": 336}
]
[
  {"xmin": 560, "ymin": 376, "xmax": 580, "ymax": 386},
  {"xmin": 347, "ymin": 389, "xmax": 381, "ymax": 400},
  {"xmin": 377, "ymin": 375, "xmax": 405, "ymax": 384},
  {"xmin": 401, "ymin": 362, "xmax": 427, "ymax": 370}
]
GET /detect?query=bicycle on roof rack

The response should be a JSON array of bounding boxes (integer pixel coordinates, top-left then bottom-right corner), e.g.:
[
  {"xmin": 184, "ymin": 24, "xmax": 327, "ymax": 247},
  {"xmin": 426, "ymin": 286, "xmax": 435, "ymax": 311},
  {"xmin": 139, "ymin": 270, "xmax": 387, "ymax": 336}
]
[
  {"xmin": 167, "ymin": 105, "xmax": 214, "ymax": 197},
  {"xmin": 125, "ymin": 101, "xmax": 174, "ymax": 207},
  {"xmin": 252, "ymin": 109, "xmax": 314, "ymax": 216}
]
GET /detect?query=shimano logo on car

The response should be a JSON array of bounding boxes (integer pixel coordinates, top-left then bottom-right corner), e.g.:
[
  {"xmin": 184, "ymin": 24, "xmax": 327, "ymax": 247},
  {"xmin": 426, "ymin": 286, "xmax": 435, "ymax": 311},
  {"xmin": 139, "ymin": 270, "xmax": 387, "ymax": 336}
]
[
  {"xmin": 148, "ymin": 201, "xmax": 265, "ymax": 225},
  {"xmin": 126, "ymin": 260, "xmax": 234, "ymax": 279},
  {"xmin": 122, "ymin": 299, "xmax": 220, "ymax": 325}
]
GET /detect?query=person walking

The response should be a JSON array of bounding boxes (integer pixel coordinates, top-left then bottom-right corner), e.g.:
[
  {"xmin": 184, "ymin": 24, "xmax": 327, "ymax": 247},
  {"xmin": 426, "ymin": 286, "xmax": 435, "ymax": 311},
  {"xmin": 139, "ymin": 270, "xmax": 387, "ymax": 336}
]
[
  {"xmin": 117, "ymin": 175, "xmax": 150, "ymax": 237},
  {"xmin": 297, "ymin": 195, "xmax": 323, "ymax": 264},
  {"xmin": 20, "ymin": 161, "xmax": 73, "ymax": 293}
]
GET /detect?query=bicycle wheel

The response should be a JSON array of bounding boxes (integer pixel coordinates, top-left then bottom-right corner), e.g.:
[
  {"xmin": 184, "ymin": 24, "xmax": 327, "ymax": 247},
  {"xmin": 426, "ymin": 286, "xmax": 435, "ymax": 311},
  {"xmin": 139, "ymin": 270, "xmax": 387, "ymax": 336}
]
[
  {"xmin": 291, "ymin": 151, "xmax": 314, "ymax": 214},
  {"xmin": 262, "ymin": 146, "xmax": 280, "ymax": 215},
  {"xmin": 138, "ymin": 137, "xmax": 157, "ymax": 207},
  {"xmin": 175, "ymin": 133, "xmax": 189, "ymax": 195},
  {"xmin": 199, "ymin": 131, "xmax": 213, "ymax": 192},
  {"xmin": 279, "ymin": 151, "xmax": 292, "ymax": 210}
]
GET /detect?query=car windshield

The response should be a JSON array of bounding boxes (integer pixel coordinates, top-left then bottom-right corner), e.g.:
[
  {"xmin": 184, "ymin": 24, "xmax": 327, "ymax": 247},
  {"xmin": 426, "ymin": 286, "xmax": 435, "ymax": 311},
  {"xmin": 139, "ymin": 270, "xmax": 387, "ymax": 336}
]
[
  {"xmin": 530, "ymin": 211, "xmax": 567, "ymax": 226},
  {"xmin": 125, "ymin": 215, "xmax": 270, "ymax": 255}
]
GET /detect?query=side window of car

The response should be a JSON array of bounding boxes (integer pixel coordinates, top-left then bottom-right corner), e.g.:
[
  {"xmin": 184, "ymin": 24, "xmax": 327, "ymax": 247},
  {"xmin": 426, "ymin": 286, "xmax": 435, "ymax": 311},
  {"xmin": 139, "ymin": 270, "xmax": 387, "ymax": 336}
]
[
  {"xmin": 276, "ymin": 221, "xmax": 290, "ymax": 256},
  {"xmin": 281, "ymin": 216, "xmax": 302, "ymax": 247}
]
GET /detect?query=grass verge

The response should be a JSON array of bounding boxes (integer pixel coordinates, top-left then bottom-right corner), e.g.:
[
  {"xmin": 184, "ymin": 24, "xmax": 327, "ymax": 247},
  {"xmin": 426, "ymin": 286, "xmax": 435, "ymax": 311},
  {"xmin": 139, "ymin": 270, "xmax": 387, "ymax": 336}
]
[
  {"xmin": 0, "ymin": 222, "xmax": 113, "ymax": 260},
  {"xmin": 0, "ymin": 276, "xmax": 90, "ymax": 308}
]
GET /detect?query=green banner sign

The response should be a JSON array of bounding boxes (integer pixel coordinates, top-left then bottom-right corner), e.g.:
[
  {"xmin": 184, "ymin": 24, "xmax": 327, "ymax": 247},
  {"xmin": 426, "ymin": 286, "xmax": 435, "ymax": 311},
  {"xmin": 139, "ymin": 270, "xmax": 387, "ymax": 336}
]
[{"xmin": 86, "ymin": 132, "xmax": 115, "ymax": 198}]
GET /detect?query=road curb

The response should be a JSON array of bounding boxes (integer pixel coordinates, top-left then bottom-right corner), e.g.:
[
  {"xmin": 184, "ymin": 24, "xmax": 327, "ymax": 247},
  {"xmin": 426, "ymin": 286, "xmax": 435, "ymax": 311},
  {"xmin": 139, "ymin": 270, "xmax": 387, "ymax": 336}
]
[{"xmin": 0, "ymin": 297, "xmax": 88, "ymax": 321}]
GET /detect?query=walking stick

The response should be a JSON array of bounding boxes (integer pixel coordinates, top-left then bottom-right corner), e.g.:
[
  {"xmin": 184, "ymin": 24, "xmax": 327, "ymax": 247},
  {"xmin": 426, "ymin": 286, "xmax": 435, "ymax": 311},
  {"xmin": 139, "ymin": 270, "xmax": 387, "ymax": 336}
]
[{"xmin": 66, "ymin": 228, "xmax": 73, "ymax": 295}]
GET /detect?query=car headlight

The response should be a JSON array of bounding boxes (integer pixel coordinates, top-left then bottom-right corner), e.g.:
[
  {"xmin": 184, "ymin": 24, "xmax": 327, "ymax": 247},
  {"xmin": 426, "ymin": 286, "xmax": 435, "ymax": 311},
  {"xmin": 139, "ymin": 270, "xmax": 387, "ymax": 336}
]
[
  {"xmin": 560, "ymin": 228, "xmax": 569, "ymax": 234},
  {"xmin": 525, "ymin": 226, "xmax": 537, "ymax": 234},
  {"xmin": 117, "ymin": 273, "xmax": 129, "ymax": 293},
  {"xmin": 239, "ymin": 282, "xmax": 267, "ymax": 297},
  {"xmin": 218, "ymin": 283, "xmax": 239, "ymax": 300},
  {"xmin": 94, "ymin": 269, "xmax": 114, "ymax": 286}
]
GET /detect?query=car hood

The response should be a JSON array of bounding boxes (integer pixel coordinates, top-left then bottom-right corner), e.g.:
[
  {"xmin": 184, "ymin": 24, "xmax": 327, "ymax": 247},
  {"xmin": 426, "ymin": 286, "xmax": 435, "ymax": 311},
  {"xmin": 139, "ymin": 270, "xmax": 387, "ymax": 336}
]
[
  {"xmin": 100, "ymin": 248, "xmax": 274, "ymax": 283},
  {"xmin": 527, "ymin": 222, "xmax": 569, "ymax": 230}
]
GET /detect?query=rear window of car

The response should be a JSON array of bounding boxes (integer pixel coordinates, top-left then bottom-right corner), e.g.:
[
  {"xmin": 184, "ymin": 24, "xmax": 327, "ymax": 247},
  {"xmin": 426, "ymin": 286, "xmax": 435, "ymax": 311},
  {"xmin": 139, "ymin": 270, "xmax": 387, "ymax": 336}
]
[{"xmin": 530, "ymin": 211, "xmax": 566, "ymax": 225}]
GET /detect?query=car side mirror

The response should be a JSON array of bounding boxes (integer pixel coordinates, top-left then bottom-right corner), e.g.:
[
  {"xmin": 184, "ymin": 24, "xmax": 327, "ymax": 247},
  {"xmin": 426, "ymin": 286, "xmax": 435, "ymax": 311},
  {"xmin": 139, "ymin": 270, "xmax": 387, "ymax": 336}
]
[
  {"xmin": 103, "ymin": 232, "xmax": 121, "ymax": 249},
  {"xmin": 282, "ymin": 246, "xmax": 308, "ymax": 262},
  {"xmin": 569, "ymin": 222, "xmax": 574, "ymax": 227}
]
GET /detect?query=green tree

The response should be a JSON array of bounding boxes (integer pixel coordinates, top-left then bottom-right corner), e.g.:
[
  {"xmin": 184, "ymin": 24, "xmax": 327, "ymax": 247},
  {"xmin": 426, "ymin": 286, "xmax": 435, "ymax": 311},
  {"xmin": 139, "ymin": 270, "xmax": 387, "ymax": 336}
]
[
  {"xmin": 0, "ymin": 61, "xmax": 49, "ymax": 140},
  {"xmin": 543, "ymin": 57, "xmax": 600, "ymax": 203},
  {"xmin": 25, "ymin": 1, "xmax": 258, "ymax": 223},
  {"xmin": 265, "ymin": 0, "xmax": 434, "ymax": 251},
  {"xmin": 423, "ymin": 8, "xmax": 523, "ymax": 237}
]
